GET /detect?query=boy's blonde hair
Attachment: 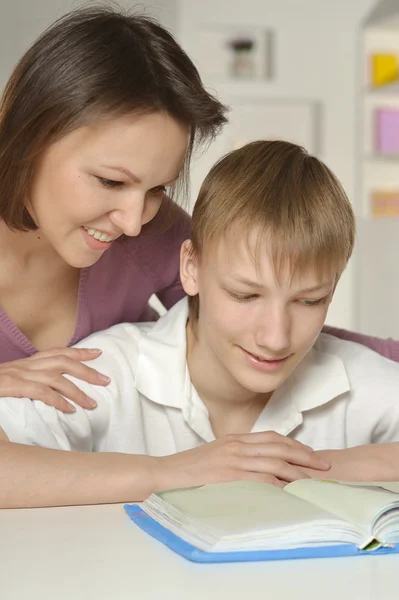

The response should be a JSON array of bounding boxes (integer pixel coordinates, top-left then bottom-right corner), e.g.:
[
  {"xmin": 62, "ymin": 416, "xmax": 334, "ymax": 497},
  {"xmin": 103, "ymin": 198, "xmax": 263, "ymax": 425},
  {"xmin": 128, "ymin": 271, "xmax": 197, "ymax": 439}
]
[{"xmin": 189, "ymin": 140, "xmax": 355, "ymax": 319}]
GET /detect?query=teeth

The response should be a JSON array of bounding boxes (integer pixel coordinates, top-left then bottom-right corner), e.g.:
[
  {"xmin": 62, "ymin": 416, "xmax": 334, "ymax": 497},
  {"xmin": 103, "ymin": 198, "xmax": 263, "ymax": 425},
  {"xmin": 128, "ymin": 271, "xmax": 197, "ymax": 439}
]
[{"xmin": 84, "ymin": 227, "xmax": 116, "ymax": 243}]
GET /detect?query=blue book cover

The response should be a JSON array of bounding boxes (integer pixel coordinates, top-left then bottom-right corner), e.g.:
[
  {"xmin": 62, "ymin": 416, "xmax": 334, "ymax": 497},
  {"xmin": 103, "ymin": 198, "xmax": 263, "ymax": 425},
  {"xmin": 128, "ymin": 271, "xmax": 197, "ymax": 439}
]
[{"xmin": 124, "ymin": 504, "xmax": 399, "ymax": 563}]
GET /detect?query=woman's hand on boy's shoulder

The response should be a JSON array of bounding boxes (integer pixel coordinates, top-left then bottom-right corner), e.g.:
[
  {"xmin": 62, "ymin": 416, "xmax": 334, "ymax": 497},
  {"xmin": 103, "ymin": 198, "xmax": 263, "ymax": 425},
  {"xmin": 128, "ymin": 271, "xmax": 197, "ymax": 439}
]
[
  {"xmin": 153, "ymin": 431, "xmax": 331, "ymax": 492},
  {"xmin": 0, "ymin": 348, "xmax": 111, "ymax": 412}
]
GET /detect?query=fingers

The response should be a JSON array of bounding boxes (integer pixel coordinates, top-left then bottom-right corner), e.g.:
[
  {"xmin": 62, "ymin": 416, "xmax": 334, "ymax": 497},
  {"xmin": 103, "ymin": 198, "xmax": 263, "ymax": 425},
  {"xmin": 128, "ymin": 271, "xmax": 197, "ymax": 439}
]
[
  {"xmin": 223, "ymin": 432, "xmax": 330, "ymax": 471},
  {"xmin": 0, "ymin": 350, "xmax": 108, "ymax": 411},
  {"xmin": 14, "ymin": 370, "xmax": 98, "ymax": 410},
  {"xmin": 0, "ymin": 378, "xmax": 77, "ymax": 413},
  {"xmin": 27, "ymin": 347, "xmax": 103, "ymax": 362},
  {"xmin": 160, "ymin": 437, "xmax": 314, "ymax": 492},
  {"xmin": 23, "ymin": 355, "xmax": 110, "ymax": 387},
  {"xmin": 237, "ymin": 456, "xmax": 311, "ymax": 483},
  {"xmin": 237, "ymin": 441, "xmax": 330, "ymax": 471},
  {"xmin": 30, "ymin": 389, "xmax": 77, "ymax": 413}
]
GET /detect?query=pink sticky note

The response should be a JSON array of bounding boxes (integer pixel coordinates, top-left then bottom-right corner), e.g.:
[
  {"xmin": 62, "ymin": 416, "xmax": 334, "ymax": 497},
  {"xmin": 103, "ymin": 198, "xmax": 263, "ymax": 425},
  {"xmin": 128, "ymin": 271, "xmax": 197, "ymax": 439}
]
[{"xmin": 375, "ymin": 108, "xmax": 399, "ymax": 155}]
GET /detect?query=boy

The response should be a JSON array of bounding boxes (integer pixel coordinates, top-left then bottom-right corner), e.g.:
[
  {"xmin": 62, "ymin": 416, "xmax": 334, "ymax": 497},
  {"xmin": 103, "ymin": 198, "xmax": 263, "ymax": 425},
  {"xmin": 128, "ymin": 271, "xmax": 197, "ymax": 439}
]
[{"xmin": 1, "ymin": 140, "xmax": 399, "ymax": 508}]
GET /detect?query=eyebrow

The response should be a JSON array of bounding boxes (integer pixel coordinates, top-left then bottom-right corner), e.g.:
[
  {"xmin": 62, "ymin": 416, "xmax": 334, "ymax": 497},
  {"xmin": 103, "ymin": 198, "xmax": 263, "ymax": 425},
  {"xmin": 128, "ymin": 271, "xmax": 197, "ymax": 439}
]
[
  {"xmin": 230, "ymin": 276, "xmax": 334, "ymax": 293},
  {"xmin": 100, "ymin": 165, "xmax": 142, "ymax": 183},
  {"xmin": 100, "ymin": 165, "xmax": 179, "ymax": 185},
  {"xmin": 297, "ymin": 282, "xmax": 334, "ymax": 293}
]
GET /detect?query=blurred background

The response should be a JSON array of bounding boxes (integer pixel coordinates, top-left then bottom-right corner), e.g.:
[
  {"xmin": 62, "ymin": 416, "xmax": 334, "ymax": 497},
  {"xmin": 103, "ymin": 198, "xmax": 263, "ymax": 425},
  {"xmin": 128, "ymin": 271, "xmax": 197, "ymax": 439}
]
[{"xmin": 2, "ymin": 0, "xmax": 399, "ymax": 336}]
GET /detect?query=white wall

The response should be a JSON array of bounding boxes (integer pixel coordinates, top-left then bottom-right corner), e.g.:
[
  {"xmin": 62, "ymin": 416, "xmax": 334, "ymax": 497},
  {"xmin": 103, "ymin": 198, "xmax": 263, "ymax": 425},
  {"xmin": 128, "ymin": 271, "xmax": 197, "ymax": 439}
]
[
  {"xmin": 3, "ymin": 0, "xmax": 392, "ymax": 334},
  {"xmin": 0, "ymin": 1, "xmax": 178, "ymax": 90},
  {"xmin": 177, "ymin": 0, "xmax": 378, "ymax": 330}
]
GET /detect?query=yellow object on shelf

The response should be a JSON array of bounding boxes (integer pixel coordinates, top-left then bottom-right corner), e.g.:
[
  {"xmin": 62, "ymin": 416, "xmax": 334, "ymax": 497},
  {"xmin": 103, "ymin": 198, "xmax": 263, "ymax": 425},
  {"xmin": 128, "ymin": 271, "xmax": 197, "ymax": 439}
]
[
  {"xmin": 372, "ymin": 190, "xmax": 399, "ymax": 217},
  {"xmin": 371, "ymin": 54, "xmax": 399, "ymax": 87}
]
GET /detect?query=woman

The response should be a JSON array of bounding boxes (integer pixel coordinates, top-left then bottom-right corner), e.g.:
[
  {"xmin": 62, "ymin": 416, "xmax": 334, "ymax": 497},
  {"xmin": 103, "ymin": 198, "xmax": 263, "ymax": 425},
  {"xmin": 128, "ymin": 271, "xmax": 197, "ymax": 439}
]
[{"xmin": 0, "ymin": 5, "xmax": 226, "ymax": 411}]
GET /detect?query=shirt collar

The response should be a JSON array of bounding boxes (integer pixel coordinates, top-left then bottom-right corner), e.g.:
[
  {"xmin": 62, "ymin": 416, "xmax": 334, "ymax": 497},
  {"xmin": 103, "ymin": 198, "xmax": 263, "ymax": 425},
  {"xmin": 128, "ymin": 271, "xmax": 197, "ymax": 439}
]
[
  {"xmin": 252, "ymin": 341, "xmax": 350, "ymax": 436},
  {"xmin": 134, "ymin": 298, "xmax": 190, "ymax": 410},
  {"xmin": 289, "ymin": 341, "xmax": 350, "ymax": 413}
]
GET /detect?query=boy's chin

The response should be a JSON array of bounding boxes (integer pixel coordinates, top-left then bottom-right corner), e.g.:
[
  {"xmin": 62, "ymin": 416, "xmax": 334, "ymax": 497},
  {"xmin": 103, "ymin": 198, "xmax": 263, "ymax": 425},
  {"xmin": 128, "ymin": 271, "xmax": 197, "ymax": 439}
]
[{"xmin": 232, "ymin": 374, "xmax": 280, "ymax": 396}]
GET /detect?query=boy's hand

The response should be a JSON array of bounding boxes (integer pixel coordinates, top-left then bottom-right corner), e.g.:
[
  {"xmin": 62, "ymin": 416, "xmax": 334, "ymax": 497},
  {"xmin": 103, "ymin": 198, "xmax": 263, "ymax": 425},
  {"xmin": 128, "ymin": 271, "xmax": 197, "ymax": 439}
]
[{"xmin": 154, "ymin": 431, "xmax": 331, "ymax": 491}]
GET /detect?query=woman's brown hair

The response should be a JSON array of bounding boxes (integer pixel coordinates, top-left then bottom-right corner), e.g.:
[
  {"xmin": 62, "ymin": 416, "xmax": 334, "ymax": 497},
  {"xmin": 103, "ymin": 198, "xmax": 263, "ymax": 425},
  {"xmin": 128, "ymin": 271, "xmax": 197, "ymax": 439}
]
[{"xmin": 0, "ymin": 5, "xmax": 227, "ymax": 230}]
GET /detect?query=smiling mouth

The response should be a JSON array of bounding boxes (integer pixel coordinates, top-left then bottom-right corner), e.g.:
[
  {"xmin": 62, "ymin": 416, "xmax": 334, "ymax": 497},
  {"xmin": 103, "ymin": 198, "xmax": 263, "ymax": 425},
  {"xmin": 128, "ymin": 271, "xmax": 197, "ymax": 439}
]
[
  {"xmin": 83, "ymin": 227, "xmax": 119, "ymax": 243},
  {"xmin": 244, "ymin": 349, "xmax": 290, "ymax": 362}
]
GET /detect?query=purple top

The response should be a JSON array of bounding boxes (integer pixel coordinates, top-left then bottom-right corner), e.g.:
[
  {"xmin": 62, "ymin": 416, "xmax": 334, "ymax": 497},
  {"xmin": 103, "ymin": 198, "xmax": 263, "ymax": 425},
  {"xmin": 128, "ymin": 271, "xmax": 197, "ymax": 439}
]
[
  {"xmin": 0, "ymin": 198, "xmax": 191, "ymax": 363},
  {"xmin": 322, "ymin": 326, "xmax": 399, "ymax": 363}
]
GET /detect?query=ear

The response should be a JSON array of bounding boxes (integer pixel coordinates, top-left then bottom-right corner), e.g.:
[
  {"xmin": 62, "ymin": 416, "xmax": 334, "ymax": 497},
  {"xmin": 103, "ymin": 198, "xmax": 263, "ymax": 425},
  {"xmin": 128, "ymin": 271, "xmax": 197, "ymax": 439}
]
[{"xmin": 180, "ymin": 240, "xmax": 200, "ymax": 297}]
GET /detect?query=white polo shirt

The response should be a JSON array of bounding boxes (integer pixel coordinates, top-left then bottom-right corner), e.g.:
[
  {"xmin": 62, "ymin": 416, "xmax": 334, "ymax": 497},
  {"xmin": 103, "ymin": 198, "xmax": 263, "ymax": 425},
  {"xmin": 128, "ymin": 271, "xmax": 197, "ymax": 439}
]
[{"xmin": 1, "ymin": 298, "xmax": 399, "ymax": 454}]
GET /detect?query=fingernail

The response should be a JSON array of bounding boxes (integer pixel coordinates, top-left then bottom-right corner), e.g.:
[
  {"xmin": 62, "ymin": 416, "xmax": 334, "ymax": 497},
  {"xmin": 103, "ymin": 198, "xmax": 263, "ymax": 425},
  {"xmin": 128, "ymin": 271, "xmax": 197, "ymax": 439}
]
[
  {"xmin": 319, "ymin": 459, "xmax": 330, "ymax": 469},
  {"xmin": 86, "ymin": 397, "xmax": 97, "ymax": 408},
  {"xmin": 304, "ymin": 445, "xmax": 314, "ymax": 452},
  {"xmin": 66, "ymin": 403, "xmax": 76, "ymax": 413},
  {"xmin": 88, "ymin": 348, "xmax": 102, "ymax": 355},
  {"xmin": 97, "ymin": 373, "xmax": 111, "ymax": 384}
]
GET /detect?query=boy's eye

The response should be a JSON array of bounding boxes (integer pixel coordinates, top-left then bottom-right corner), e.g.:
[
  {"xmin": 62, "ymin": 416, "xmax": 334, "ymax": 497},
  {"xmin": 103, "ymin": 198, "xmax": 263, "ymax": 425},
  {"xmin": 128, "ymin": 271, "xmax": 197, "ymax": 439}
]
[
  {"xmin": 299, "ymin": 298, "xmax": 326, "ymax": 307},
  {"xmin": 148, "ymin": 185, "xmax": 167, "ymax": 195},
  {"xmin": 97, "ymin": 177, "xmax": 124, "ymax": 188},
  {"xmin": 229, "ymin": 292, "xmax": 257, "ymax": 302}
]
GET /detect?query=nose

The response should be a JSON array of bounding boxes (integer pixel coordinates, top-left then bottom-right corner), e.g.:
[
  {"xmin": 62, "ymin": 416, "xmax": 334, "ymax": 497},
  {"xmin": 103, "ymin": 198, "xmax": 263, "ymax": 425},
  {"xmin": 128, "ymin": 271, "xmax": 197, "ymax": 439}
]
[
  {"xmin": 255, "ymin": 304, "xmax": 291, "ymax": 356},
  {"xmin": 108, "ymin": 193, "xmax": 160, "ymax": 237}
]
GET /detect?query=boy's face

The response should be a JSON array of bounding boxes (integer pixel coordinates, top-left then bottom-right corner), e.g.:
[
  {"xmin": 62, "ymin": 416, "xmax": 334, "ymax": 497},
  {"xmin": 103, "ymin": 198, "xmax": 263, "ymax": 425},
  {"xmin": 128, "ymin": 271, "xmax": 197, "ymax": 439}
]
[{"xmin": 181, "ymin": 232, "xmax": 336, "ymax": 397}]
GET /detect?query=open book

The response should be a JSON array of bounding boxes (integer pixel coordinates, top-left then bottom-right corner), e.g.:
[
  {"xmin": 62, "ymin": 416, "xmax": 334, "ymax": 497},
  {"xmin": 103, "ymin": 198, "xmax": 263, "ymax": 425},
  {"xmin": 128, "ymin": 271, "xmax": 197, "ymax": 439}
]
[{"xmin": 125, "ymin": 480, "xmax": 399, "ymax": 562}]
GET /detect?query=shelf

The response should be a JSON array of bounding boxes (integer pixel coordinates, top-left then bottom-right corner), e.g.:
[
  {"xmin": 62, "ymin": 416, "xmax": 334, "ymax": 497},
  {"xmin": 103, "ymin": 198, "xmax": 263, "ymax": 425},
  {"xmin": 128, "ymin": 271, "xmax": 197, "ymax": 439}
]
[
  {"xmin": 361, "ymin": 6, "xmax": 399, "ymax": 221},
  {"xmin": 364, "ymin": 155, "xmax": 399, "ymax": 163},
  {"xmin": 364, "ymin": 82, "xmax": 399, "ymax": 96}
]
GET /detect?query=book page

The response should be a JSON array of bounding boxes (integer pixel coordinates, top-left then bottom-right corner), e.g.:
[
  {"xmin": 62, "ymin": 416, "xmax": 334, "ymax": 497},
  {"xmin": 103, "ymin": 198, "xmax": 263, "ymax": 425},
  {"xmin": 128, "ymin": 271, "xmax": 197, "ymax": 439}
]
[
  {"xmin": 337, "ymin": 481, "xmax": 399, "ymax": 494},
  {"xmin": 141, "ymin": 481, "xmax": 372, "ymax": 551},
  {"xmin": 158, "ymin": 481, "xmax": 351, "ymax": 535},
  {"xmin": 286, "ymin": 479, "xmax": 399, "ymax": 533}
]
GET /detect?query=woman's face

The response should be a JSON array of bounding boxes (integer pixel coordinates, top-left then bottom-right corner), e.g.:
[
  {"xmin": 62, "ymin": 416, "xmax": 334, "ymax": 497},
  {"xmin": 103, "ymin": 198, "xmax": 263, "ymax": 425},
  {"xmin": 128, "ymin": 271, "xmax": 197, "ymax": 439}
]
[{"xmin": 27, "ymin": 112, "xmax": 189, "ymax": 268}]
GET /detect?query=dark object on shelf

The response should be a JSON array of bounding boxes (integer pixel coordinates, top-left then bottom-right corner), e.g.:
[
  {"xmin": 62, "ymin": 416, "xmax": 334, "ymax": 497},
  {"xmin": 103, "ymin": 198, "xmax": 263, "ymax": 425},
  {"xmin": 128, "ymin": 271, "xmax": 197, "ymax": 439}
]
[{"xmin": 228, "ymin": 37, "xmax": 256, "ymax": 77}]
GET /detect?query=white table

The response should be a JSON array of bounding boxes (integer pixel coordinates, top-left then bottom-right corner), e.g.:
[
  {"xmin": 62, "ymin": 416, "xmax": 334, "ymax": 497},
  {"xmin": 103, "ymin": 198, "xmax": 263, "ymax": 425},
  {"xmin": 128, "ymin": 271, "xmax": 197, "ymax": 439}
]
[{"xmin": 1, "ymin": 503, "xmax": 398, "ymax": 600}]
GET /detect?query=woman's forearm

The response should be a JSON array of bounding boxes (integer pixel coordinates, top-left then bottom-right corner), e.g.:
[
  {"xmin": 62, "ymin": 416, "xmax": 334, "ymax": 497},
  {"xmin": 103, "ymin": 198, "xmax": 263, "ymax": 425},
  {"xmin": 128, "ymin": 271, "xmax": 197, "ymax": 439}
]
[{"xmin": 0, "ymin": 440, "xmax": 158, "ymax": 508}]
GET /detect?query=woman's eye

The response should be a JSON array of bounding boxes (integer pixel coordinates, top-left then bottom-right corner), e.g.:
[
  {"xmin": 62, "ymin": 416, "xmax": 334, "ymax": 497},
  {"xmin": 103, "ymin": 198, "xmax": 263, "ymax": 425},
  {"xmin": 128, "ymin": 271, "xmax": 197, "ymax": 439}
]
[
  {"xmin": 149, "ymin": 185, "xmax": 167, "ymax": 195},
  {"xmin": 229, "ymin": 292, "xmax": 257, "ymax": 302},
  {"xmin": 97, "ymin": 177, "xmax": 124, "ymax": 188}
]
